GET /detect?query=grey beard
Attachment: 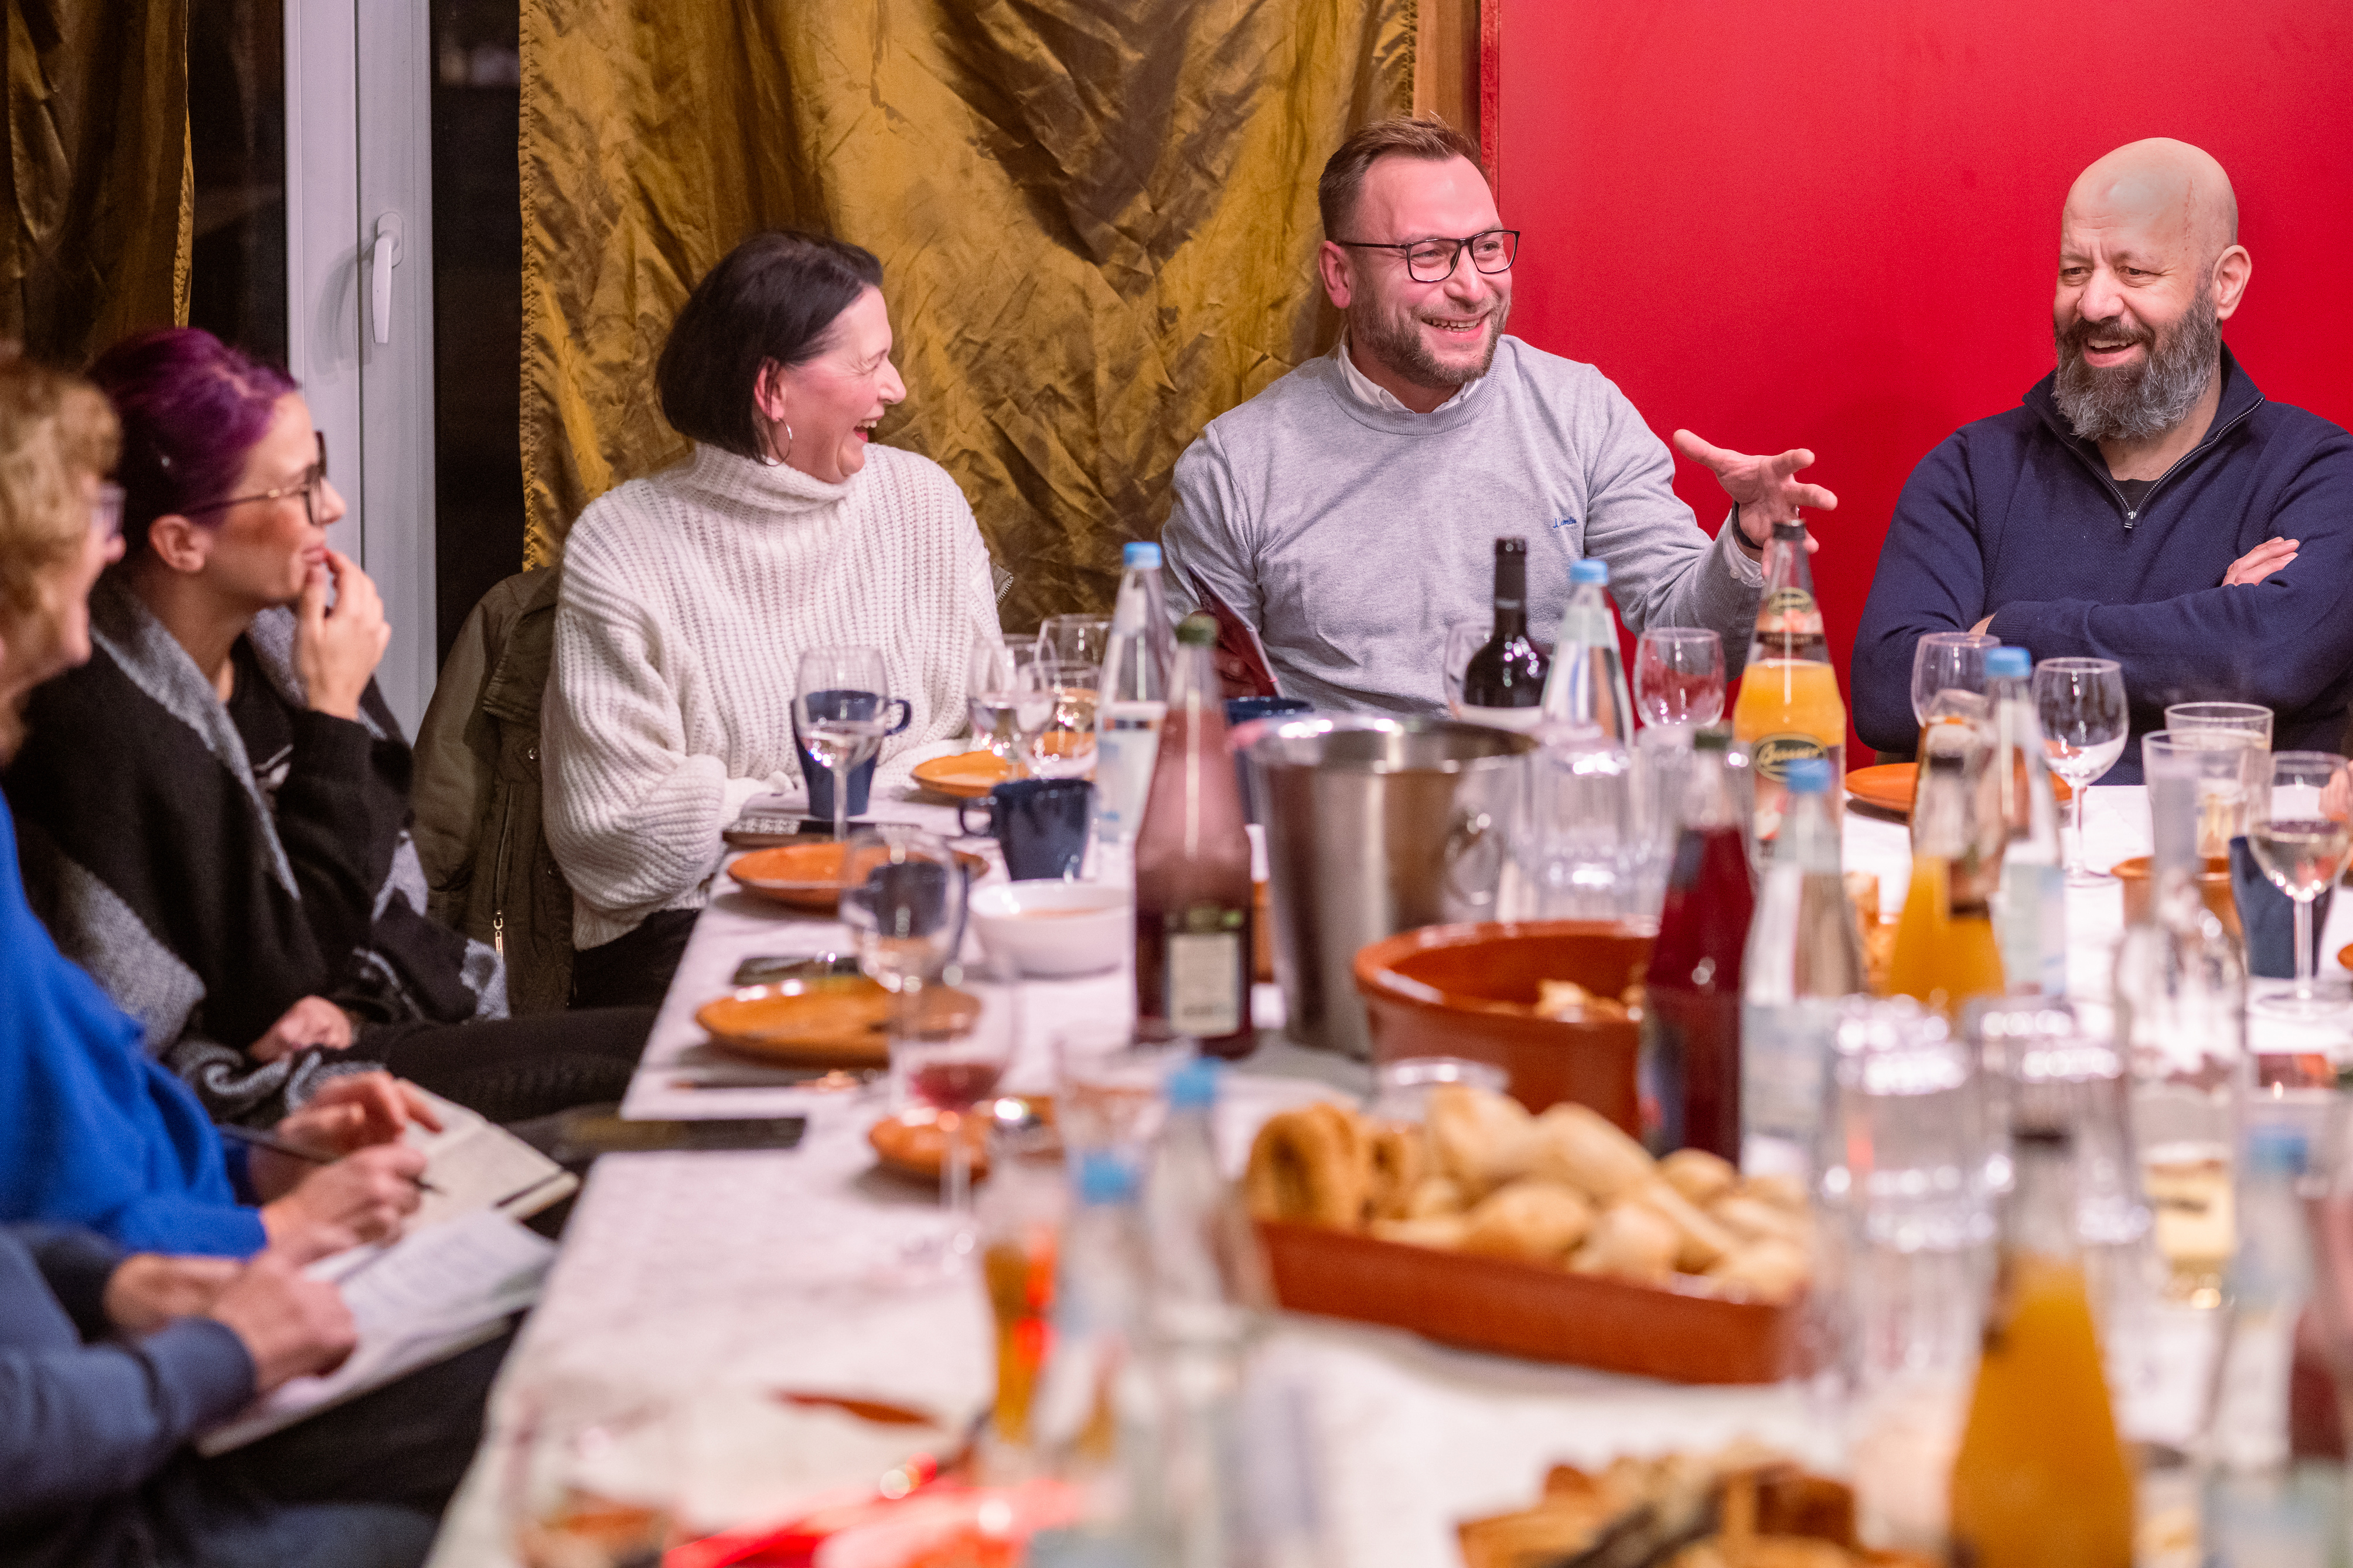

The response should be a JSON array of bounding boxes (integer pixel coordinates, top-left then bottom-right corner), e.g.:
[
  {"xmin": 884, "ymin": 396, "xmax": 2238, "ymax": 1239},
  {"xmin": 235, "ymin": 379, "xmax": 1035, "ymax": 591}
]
[
  {"xmin": 2051, "ymin": 291, "xmax": 2221, "ymax": 443},
  {"xmin": 1348, "ymin": 293, "xmax": 1509, "ymax": 392}
]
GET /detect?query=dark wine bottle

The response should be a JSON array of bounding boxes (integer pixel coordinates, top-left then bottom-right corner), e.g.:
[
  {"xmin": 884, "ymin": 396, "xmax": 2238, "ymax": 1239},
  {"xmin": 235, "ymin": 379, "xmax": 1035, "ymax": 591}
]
[
  {"xmin": 1134, "ymin": 613, "xmax": 1256, "ymax": 1057},
  {"xmin": 1459, "ymin": 537, "xmax": 1549, "ymax": 723}
]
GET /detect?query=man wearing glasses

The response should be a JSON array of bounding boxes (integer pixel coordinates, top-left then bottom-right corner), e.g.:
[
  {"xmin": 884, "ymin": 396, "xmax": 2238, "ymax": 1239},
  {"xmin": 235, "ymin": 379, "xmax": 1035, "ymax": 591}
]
[{"xmin": 1160, "ymin": 115, "xmax": 1834, "ymax": 713}]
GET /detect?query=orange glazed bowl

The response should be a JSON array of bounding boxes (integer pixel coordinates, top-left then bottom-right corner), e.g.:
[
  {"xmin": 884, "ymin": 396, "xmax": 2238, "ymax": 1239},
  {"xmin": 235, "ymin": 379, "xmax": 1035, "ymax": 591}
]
[{"xmin": 1352, "ymin": 920, "xmax": 1653, "ymax": 1135}]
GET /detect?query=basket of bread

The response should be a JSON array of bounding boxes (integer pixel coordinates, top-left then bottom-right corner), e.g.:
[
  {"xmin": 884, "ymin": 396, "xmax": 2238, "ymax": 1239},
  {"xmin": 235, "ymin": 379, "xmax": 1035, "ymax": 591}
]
[
  {"xmin": 1459, "ymin": 1444, "xmax": 1934, "ymax": 1568},
  {"xmin": 1243, "ymin": 1082, "xmax": 1812, "ymax": 1383}
]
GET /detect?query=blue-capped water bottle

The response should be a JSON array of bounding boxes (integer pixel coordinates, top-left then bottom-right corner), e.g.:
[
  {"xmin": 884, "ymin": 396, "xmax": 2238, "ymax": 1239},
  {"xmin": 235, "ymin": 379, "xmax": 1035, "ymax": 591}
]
[
  {"xmin": 1094, "ymin": 542, "xmax": 1173, "ymax": 845},
  {"xmin": 1539, "ymin": 557, "xmax": 1634, "ymax": 744}
]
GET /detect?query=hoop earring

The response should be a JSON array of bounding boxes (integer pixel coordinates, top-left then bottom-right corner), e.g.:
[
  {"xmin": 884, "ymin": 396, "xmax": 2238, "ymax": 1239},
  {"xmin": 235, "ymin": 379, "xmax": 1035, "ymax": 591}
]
[{"xmin": 758, "ymin": 420, "xmax": 794, "ymax": 468}]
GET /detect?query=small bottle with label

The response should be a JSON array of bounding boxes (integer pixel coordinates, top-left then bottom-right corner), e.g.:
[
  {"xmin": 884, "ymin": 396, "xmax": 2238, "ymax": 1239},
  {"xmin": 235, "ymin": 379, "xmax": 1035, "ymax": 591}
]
[
  {"xmin": 1730, "ymin": 515, "xmax": 1846, "ymax": 841},
  {"xmin": 1134, "ymin": 613, "xmax": 1255, "ymax": 1057}
]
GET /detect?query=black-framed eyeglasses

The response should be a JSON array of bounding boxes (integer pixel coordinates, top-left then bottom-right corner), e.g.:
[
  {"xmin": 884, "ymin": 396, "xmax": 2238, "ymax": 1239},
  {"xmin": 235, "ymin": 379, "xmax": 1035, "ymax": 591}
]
[
  {"xmin": 1332, "ymin": 228, "xmax": 1519, "ymax": 283},
  {"xmin": 180, "ymin": 431, "xmax": 329, "ymax": 527}
]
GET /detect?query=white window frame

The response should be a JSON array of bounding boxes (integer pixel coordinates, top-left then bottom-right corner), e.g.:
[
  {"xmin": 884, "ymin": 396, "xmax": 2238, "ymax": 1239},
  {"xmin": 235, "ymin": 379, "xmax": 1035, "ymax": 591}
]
[{"xmin": 283, "ymin": 0, "xmax": 438, "ymax": 735}]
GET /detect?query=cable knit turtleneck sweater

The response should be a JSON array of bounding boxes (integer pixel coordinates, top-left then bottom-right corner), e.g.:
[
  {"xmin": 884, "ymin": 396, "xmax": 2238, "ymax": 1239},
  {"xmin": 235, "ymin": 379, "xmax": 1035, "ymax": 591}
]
[{"xmin": 544, "ymin": 442, "xmax": 1001, "ymax": 949}]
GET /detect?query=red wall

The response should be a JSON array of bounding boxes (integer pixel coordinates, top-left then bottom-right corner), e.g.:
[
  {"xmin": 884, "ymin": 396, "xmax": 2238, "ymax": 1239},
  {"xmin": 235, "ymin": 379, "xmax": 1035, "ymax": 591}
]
[{"xmin": 1495, "ymin": 1, "xmax": 2353, "ymax": 757}]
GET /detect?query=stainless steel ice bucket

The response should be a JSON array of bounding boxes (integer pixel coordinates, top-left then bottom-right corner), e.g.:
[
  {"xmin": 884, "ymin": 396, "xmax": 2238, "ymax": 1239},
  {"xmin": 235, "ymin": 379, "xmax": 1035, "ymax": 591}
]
[{"xmin": 1240, "ymin": 715, "xmax": 1537, "ymax": 1058}]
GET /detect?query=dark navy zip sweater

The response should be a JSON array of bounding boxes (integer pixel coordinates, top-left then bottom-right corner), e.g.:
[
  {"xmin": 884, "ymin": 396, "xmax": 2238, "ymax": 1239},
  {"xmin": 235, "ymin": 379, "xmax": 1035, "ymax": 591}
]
[{"xmin": 1853, "ymin": 347, "xmax": 2353, "ymax": 783}]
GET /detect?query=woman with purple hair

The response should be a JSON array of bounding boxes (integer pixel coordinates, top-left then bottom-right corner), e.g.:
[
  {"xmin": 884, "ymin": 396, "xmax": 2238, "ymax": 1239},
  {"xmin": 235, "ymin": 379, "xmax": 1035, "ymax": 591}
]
[{"xmin": 2, "ymin": 328, "xmax": 649, "ymax": 1126}]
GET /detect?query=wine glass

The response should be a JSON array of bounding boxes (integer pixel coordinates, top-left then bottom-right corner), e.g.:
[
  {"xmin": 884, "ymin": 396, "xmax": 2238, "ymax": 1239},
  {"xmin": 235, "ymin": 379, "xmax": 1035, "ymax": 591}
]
[
  {"xmin": 504, "ymin": 1385, "xmax": 676, "ymax": 1568},
  {"xmin": 1909, "ymin": 632, "xmax": 2001, "ymax": 725},
  {"xmin": 1025, "ymin": 660, "xmax": 1100, "ymax": 779},
  {"xmin": 968, "ymin": 636, "xmax": 1053, "ymax": 777},
  {"xmin": 2246, "ymin": 750, "xmax": 2353, "ymax": 1016},
  {"xmin": 2033, "ymin": 657, "xmax": 2127, "ymax": 885},
  {"xmin": 1633, "ymin": 627, "xmax": 1725, "ymax": 732},
  {"xmin": 793, "ymin": 645, "xmax": 894, "ymax": 845},
  {"xmin": 1036, "ymin": 614, "xmax": 1113, "ymax": 668}
]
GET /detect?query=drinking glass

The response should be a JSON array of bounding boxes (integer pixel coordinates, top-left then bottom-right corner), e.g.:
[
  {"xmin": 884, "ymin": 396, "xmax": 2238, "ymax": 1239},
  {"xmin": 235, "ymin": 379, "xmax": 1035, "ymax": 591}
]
[
  {"xmin": 2141, "ymin": 730, "xmax": 2263, "ymax": 860},
  {"xmin": 1819, "ymin": 996, "xmax": 1995, "ymax": 1552},
  {"xmin": 1517, "ymin": 732, "xmax": 1639, "ymax": 919},
  {"xmin": 2032, "ymin": 657, "xmax": 2127, "ymax": 884},
  {"xmin": 505, "ymin": 1385, "xmax": 676, "ymax": 1568},
  {"xmin": 1052, "ymin": 1018, "xmax": 1196, "ymax": 1163},
  {"xmin": 2246, "ymin": 750, "xmax": 2353, "ymax": 1014},
  {"xmin": 1036, "ymin": 614, "xmax": 1113, "ymax": 668},
  {"xmin": 968, "ymin": 636, "xmax": 1052, "ymax": 777},
  {"xmin": 794, "ymin": 646, "xmax": 894, "ymax": 845},
  {"xmin": 1633, "ymin": 627, "xmax": 1726, "ymax": 731},
  {"xmin": 1909, "ymin": 632, "xmax": 2001, "ymax": 725},
  {"xmin": 2164, "ymin": 700, "xmax": 2272, "ymax": 747},
  {"xmin": 1025, "ymin": 660, "xmax": 1100, "ymax": 780}
]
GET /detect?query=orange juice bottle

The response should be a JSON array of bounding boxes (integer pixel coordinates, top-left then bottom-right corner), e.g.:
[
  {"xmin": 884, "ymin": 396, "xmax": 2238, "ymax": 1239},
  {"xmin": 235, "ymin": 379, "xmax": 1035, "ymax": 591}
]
[
  {"xmin": 1883, "ymin": 706, "xmax": 2007, "ymax": 1013},
  {"xmin": 1883, "ymin": 855, "xmax": 2007, "ymax": 1014},
  {"xmin": 1732, "ymin": 517, "xmax": 1846, "ymax": 839},
  {"xmin": 1950, "ymin": 1127, "xmax": 2134, "ymax": 1567}
]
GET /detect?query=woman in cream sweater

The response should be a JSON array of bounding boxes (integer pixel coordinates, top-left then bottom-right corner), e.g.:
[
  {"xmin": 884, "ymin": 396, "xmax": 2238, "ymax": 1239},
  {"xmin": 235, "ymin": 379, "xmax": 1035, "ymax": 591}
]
[{"xmin": 544, "ymin": 231, "xmax": 1001, "ymax": 1006}]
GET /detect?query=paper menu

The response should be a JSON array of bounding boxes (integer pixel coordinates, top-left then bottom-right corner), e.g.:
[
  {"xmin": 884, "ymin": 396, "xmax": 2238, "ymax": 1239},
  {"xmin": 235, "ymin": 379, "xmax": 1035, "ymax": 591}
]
[{"xmin": 197, "ymin": 1210, "xmax": 554, "ymax": 1454}]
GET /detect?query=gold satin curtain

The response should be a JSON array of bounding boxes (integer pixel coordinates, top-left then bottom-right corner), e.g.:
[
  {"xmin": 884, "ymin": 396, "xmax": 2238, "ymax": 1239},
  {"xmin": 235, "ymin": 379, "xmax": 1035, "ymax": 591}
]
[
  {"xmin": 521, "ymin": 0, "xmax": 1411, "ymax": 621},
  {"xmin": 2, "ymin": 1, "xmax": 190, "ymax": 362}
]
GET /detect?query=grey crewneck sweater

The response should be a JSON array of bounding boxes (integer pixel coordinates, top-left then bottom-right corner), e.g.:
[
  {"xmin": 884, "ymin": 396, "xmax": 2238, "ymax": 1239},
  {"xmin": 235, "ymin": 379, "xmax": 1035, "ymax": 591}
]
[{"xmin": 1161, "ymin": 336, "xmax": 1764, "ymax": 715}]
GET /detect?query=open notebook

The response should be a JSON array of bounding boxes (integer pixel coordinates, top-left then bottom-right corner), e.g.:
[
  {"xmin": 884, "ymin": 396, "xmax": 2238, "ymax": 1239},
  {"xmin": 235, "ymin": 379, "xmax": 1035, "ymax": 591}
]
[{"xmin": 195, "ymin": 1085, "xmax": 577, "ymax": 1453}]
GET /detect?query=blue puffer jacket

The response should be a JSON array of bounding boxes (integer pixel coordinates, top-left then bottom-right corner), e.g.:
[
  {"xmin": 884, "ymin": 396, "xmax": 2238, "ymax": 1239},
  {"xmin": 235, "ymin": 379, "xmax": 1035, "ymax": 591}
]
[{"xmin": 1853, "ymin": 347, "xmax": 2353, "ymax": 782}]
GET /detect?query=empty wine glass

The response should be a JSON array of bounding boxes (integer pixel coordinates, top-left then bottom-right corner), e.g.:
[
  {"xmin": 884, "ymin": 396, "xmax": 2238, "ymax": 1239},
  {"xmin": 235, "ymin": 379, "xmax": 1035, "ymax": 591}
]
[
  {"xmin": 793, "ymin": 645, "xmax": 894, "ymax": 845},
  {"xmin": 968, "ymin": 636, "xmax": 1053, "ymax": 777},
  {"xmin": 1025, "ymin": 660, "xmax": 1100, "ymax": 779},
  {"xmin": 1036, "ymin": 614, "xmax": 1113, "ymax": 668},
  {"xmin": 2033, "ymin": 657, "xmax": 2127, "ymax": 885},
  {"xmin": 2246, "ymin": 750, "xmax": 2353, "ymax": 1017},
  {"xmin": 1909, "ymin": 632, "xmax": 2001, "ymax": 725},
  {"xmin": 1634, "ymin": 627, "xmax": 1725, "ymax": 732}
]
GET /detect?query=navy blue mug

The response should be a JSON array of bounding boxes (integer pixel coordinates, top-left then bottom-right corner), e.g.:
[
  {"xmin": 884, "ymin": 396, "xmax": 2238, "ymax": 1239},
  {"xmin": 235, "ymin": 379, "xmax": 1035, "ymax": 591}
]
[
  {"xmin": 792, "ymin": 688, "xmax": 912, "ymax": 824},
  {"xmin": 959, "ymin": 778, "xmax": 1093, "ymax": 880}
]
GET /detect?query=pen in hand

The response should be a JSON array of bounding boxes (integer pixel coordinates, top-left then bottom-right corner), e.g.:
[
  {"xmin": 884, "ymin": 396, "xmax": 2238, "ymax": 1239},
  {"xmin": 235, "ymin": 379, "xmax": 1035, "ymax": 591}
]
[{"xmin": 214, "ymin": 1122, "xmax": 444, "ymax": 1195}]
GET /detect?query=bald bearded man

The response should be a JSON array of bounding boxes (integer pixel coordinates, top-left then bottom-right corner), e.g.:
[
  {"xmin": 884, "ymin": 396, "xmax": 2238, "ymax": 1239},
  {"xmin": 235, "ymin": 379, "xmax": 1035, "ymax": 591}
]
[{"xmin": 1853, "ymin": 139, "xmax": 2353, "ymax": 781}]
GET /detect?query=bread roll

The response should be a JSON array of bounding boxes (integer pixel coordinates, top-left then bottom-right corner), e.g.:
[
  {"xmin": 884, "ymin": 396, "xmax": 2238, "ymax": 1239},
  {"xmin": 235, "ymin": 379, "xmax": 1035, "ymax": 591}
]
[
  {"xmin": 1704, "ymin": 1238, "xmax": 1811, "ymax": 1303},
  {"xmin": 1402, "ymin": 1174, "xmax": 1469, "ymax": 1219},
  {"xmin": 1738, "ymin": 1171, "xmax": 1809, "ymax": 1214},
  {"xmin": 1710, "ymin": 1193, "xmax": 1808, "ymax": 1248},
  {"xmin": 1370, "ymin": 1214, "xmax": 1473, "ymax": 1250},
  {"xmin": 1427, "ymin": 1083, "xmax": 1537, "ymax": 1195},
  {"xmin": 1626, "ymin": 1180, "xmax": 1738, "ymax": 1273},
  {"xmin": 1244, "ymin": 1103, "xmax": 1370, "ymax": 1229},
  {"xmin": 1660, "ymin": 1147, "xmax": 1738, "ymax": 1207},
  {"xmin": 1522, "ymin": 1102, "xmax": 1655, "ymax": 1201},
  {"xmin": 1460, "ymin": 1180, "xmax": 1595, "ymax": 1263},
  {"xmin": 1567, "ymin": 1201, "xmax": 1680, "ymax": 1284},
  {"xmin": 1365, "ymin": 1119, "xmax": 1431, "ymax": 1221}
]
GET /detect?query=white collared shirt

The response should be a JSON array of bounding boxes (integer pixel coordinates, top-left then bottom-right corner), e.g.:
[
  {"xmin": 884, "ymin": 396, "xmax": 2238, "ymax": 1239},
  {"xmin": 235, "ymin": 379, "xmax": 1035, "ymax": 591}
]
[{"xmin": 1328, "ymin": 333, "xmax": 1487, "ymax": 415}]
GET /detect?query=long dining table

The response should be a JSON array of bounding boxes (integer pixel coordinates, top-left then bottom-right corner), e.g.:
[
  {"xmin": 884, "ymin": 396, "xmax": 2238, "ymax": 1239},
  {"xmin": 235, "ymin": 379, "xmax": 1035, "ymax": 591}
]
[{"xmin": 424, "ymin": 761, "xmax": 2353, "ymax": 1567}]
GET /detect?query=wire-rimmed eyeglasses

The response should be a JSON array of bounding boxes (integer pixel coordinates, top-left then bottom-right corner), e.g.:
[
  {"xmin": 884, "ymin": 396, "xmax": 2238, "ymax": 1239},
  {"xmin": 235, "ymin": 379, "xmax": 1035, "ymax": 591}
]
[
  {"xmin": 1332, "ymin": 228, "xmax": 1519, "ymax": 283},
  {"xmin": 179, "ymin": 431, "xmax": 329, "ymax": 527}
]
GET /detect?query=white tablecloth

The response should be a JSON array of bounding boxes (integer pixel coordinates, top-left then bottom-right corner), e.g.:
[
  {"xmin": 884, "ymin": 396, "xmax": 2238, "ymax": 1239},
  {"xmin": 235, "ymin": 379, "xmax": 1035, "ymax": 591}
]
[{"xmin": 425, "ymin": 780, "xmax": 2353, "ymax": 1566}]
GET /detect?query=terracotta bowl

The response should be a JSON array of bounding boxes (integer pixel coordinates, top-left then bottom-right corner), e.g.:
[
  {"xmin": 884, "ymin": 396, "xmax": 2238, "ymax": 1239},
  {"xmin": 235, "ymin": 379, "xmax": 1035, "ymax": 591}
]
[
  {"xmin": 2112, "ymin": 855, "xmax": 2241, "ymax": 943},
  {"xmin": 1352, "ymin": 920, "xmax": 1653, "ymax": 1133}
]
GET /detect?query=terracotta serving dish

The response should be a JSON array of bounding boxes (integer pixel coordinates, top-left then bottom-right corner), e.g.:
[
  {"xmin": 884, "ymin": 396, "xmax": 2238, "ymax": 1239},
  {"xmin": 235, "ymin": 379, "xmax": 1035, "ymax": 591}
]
[
  {"xmin": 867, "ymin": 1095, "xmax": 1057, "ymax": 1181},
  {"xmin": 728, "ymin": 842, "xmax": 986, "ymax": 914},
  {"xmin": 1256, "ymin": 1221, "xmax": 1804, "ymax": 1384},
  {"xmin": 1353, "ymin": 921, "xmax": 1650, "ymax": 1133},
  {"xmin": 1847, "ymin": 761, "xmax": 2070, "ymax": 815},
  {"xmin": 2113, "ymin": 854, "xmax": 2241, "ymax": 943},
  {"xmin": 696, "ymin": 978, "xmax": 978, "ymax": 1070},
  {"xmin": 910, "ymin": 750, "xmax": 1012, "ymax": 800}
]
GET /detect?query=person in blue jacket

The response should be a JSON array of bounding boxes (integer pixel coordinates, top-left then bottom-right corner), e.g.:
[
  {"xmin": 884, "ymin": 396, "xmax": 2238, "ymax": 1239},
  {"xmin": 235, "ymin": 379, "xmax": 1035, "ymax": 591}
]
[
  {"xmin": 0, "ymin": 351, "xmax": 428, "ymax": 1259},
  {"xmin": 1853, "ymin": 138, "xmax": 2353, "ymax": 781},
  {"xmin": 0, "ymin": 1221, "xmax": 482, "ymax": 1566}
]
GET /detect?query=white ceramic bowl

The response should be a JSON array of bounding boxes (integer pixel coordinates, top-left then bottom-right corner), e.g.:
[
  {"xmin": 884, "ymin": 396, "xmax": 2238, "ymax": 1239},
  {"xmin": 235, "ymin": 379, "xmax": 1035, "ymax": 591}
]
[{"xmin": 968, "ymin": 879, "xmax": 1131, "ymax": 978}]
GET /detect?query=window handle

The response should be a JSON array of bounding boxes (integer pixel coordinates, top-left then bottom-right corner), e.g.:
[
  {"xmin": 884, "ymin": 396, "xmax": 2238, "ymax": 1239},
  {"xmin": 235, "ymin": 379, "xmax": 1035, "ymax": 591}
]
[{"xmin": 371, "ymin": 211, "xmax": 405, "ymax": 346}]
